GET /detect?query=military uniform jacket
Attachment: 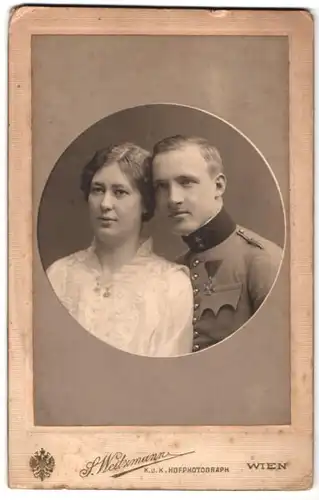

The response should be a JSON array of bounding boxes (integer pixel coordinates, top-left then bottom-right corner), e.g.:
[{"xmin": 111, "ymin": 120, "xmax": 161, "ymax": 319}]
[{"xmin": 179, "ymin": 208, "xmax": 283, "ymax": 352}]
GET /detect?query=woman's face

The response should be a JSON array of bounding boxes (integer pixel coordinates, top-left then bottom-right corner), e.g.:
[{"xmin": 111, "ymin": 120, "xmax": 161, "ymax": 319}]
[{"xmin": 88, "ymin": 162, "xmax": 144, "ymax": 243}]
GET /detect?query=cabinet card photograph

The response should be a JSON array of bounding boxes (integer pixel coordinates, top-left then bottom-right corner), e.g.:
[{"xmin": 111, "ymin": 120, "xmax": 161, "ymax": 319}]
[{"xmin": 8, "ymin": 7, "xmax": 313, "ymax": 490}]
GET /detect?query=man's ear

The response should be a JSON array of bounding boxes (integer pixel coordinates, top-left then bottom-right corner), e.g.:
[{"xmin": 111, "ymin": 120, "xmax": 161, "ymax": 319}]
[{"xmin": 215, "ymin": 172, "xmax": 226, "ymax": 197}]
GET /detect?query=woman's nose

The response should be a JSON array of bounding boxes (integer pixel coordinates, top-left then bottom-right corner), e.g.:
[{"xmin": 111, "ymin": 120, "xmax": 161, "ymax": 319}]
[{"xmin": 100, "ymin": 191, "xmax": 113, "ymax": 210}]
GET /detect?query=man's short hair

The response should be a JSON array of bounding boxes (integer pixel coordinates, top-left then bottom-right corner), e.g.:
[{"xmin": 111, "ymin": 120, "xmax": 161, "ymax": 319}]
[{"xmin": 151, "ymin": 135, "xmax": 224, "ymax": 175}]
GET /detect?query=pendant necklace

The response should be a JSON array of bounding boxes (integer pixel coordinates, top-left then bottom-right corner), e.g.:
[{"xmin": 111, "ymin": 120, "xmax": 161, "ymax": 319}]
[{"xmin": 94, "ymin": 275, "xmax": 113, "ymax": 298}]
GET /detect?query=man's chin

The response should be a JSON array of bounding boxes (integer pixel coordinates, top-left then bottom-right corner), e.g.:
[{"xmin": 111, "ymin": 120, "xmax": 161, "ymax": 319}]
[{"xmin": 171, "ymin": 220, "xmax": 195, "ymax": 236}]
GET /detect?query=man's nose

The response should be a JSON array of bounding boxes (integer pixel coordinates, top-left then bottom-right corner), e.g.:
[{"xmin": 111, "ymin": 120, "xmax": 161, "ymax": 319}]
[
  {"xmin": 100, "ymin": 191, "xmax": 113, "ymax": 210},
  {"xmin": 168, "ymin": 184, "xmax": 184, "ymax": 205}
]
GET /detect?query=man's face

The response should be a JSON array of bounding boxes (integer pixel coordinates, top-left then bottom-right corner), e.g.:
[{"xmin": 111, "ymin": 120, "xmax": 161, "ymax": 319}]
[{"xmin": 152, "ymin": 144, "xmax": 225, "ymax": 235}]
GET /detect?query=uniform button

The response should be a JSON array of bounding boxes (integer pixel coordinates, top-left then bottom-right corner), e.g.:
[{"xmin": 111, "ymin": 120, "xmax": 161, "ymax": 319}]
[
  {"xmin": 192, "ymin": 273, "xmax": 199, "ymax": 280},
  {"xmin": 193, "ymin": 287, "xmax": 199, "ymax": 295},
  {"xmin": 194, "ymin": 303, "xmax": 199, "ymax": 310},
  {"xmin": 193, "ymin": 316, "xmax": 198, "ymax": 324},
  {"xmin": 193, "ymin": 344, "xmax": 200, "ymax": 352},
  {"xmin": 192, "ymin": 259, "xmax": 200, "ymax": 267},
  {"xmin": 194, "ymin": 330, "xmax": 199, "ymax": 338}
]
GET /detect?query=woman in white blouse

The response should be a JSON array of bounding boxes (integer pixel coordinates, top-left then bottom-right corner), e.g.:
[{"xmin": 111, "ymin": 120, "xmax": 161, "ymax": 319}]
[{"xmin": 46, "ymin": 143, "xmax": 193, "ymax": 357}]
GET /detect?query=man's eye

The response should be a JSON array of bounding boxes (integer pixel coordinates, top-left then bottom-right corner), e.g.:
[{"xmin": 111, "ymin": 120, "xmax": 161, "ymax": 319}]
[
  {"xmin": 155, "ymin": 183, "xmax": 167, "ymax": 191},
  {"xmin": 180, "ymin": 179, "xmax": 193, "ymax": 187}
]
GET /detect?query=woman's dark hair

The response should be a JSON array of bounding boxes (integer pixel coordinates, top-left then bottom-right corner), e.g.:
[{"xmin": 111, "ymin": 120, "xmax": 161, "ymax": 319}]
[{"xmin": 80, "ymin": 142, "xmax": 155, "ymax": 222}]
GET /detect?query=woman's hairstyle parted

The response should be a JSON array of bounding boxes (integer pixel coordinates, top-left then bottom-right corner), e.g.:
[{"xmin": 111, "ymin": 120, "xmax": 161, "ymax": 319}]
[{"xmin": 80, "ymin": 142, "xmax": 155, "ymax": 222}]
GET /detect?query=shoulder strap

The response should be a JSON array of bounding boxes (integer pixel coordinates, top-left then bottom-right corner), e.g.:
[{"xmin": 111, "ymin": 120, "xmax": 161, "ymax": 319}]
[{"xmin": 236, "ymin": 228, "xmax": 264, "ymax": 250}]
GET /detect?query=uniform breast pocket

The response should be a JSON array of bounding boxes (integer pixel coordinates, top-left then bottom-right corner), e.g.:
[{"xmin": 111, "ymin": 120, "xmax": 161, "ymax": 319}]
[{"xmin": 205, "ymin": 283, "xmax": 243, "ymax": 316}]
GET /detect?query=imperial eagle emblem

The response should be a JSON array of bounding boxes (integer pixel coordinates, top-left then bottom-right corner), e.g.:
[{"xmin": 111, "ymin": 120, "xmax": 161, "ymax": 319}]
[{"xmin": 29, "ymin": 448, "xmax": 55, "ymax": 481}]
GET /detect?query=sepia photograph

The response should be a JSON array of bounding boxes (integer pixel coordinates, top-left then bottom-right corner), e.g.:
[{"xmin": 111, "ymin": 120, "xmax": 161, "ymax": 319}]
[
  {"xmin": 8, "ymin": 7, "xmax": 313, "ymax": 490},
  {"xmin": 38, "ymin": 105, "xmax": 285, "ymax": 358}
]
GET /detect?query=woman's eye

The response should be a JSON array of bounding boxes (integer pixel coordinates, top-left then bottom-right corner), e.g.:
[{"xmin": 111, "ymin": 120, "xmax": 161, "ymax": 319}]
[
  {"xmin": 114, "ymin": 189, "xmax": 129, "ymax": 197},
  {"xmin": 91, "ymin": 186, "xmax": 104, "ymax": 194}
]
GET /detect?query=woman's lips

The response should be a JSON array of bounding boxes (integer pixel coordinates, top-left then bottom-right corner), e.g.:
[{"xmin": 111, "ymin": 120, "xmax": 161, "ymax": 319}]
[{"xmin": 98, "ymin": 217, "xmax": 117, "ymax": 226}]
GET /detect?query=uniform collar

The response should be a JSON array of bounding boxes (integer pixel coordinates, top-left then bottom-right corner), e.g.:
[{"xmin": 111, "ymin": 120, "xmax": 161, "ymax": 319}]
[{"xmin": 182, "ymin": 207, "xmax": 236, "ymax": 252}]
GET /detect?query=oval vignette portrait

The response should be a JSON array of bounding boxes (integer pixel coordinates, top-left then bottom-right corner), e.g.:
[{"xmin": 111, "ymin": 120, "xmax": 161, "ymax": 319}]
[{"xmin": 37, "ymin": 103, "xmax": 285, "ymax": 359}]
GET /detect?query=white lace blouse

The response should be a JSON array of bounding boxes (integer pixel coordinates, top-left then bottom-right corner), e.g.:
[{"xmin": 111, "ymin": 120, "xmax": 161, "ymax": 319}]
[{"xmin": 46, "ymin": 239, "xmax": 194, "ymax": 357}]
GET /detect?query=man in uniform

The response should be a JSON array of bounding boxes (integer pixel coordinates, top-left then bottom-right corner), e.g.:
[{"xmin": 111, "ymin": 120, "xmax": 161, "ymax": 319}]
[{"xmin": 151, "ymin": 135, "xmax": 283, "ymax": 353}]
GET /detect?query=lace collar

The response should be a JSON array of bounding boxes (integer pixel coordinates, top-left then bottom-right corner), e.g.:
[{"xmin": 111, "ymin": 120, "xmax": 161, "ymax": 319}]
[{"xmin": 86, "ymin": 237, "xmax": 154, "ymax": 271}]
